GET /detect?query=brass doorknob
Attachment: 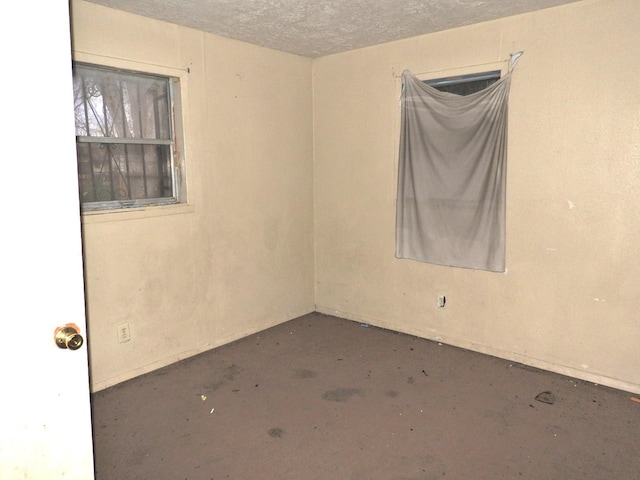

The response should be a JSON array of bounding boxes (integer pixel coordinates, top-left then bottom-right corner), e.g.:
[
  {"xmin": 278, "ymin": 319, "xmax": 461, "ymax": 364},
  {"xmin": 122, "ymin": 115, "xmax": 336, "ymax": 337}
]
[{"xmin": 54, "ymin": 324, "xmax": 84, "ymax": 350}]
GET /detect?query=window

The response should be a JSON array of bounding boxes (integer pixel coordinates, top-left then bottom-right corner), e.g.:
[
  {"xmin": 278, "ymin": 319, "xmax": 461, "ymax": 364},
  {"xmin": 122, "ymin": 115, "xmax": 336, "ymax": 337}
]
[
  {"xmin": 73, "ymin": 63, "xmax": 185, "ymax": 211},
  {"xmin": 424, "ymin": 70, "xmax": 501, "ymax": 96},
  {"xmin": 396, "ymin": 69, "xmax": 513, "ymax": 272}
]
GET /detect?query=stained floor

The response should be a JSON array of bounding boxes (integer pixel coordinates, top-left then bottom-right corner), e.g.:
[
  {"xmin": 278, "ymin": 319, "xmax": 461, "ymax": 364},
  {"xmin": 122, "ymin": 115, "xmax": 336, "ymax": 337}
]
[{"xmin": 91, "ymin": 313, "xmax": 640, "ymax": 479}]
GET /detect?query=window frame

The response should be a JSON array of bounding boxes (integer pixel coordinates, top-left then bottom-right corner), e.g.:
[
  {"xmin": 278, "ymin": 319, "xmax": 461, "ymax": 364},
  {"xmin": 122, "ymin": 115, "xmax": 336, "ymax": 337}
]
[{"xmin": 73, "ymin": 62, "xmax": 187, "ymax": 213}]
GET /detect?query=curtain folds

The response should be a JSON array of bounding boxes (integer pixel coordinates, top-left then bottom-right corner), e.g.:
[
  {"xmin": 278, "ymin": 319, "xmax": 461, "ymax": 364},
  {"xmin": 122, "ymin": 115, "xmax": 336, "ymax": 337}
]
[{"xmin": 395, "ymin": 69, "xmax": 513, "ymax": 272}]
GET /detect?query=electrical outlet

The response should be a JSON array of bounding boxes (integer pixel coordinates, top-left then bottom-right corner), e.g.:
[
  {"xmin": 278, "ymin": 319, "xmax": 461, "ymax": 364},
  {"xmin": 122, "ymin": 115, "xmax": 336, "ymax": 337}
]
[
  {"xmin": 117, "ymin": 323, "xmax": 131, "ymax": 343},
  {"xmin": 437, "ymin": 295, "xmax": 446, "ymax": 308}
]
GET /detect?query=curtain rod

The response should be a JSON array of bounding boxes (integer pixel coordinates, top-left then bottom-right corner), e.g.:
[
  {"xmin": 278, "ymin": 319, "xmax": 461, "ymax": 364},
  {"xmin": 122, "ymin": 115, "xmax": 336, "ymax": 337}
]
[{"xmin": 394, "ymin": 51, "xmax": 524, "ymax": 78}]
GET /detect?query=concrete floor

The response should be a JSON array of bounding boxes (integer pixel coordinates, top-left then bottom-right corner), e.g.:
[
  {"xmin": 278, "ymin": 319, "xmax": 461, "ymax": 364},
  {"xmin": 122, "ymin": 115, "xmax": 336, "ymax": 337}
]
[{"xmin": 91, "ymin": 313, "xmax": 640, "ymax": 479}]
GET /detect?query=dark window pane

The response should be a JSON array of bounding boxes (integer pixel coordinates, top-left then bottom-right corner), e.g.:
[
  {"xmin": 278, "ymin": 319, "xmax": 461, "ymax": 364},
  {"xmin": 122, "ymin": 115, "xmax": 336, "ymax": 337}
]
[
  {"xmin": 425, "ymin": 70, "xmax": 500, "ymax": 96},
  {"xmin": 76, "ymin": 143, "xmax": 172, "ymax": 203}
]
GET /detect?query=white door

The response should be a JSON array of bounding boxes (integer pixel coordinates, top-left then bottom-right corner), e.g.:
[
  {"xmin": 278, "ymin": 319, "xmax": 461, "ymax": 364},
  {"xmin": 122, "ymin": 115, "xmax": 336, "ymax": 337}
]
[{"xmin": 0, "ymin": 2, "xmax": 95, "ymax": 479}]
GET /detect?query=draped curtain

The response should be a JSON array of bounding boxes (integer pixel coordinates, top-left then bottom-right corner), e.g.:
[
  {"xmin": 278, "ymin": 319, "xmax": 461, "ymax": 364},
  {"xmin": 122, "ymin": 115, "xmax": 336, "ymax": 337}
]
[{"xmin": 395, "ymin": 69, "xmax": 514, "ymax": 272}]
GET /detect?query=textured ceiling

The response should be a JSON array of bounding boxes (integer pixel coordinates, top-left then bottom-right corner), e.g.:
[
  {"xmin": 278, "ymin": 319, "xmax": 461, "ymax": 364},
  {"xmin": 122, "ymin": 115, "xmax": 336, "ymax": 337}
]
[{"xmin": 85, "ymin": 0, "xmax": 582, "ymax": 57}]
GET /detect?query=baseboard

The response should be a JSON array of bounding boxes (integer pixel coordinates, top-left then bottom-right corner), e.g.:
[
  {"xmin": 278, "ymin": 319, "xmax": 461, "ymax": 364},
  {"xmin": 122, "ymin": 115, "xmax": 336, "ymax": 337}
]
[{"xmin": 315, "ymin": 305, "xmax": 640, "ymax": 395}]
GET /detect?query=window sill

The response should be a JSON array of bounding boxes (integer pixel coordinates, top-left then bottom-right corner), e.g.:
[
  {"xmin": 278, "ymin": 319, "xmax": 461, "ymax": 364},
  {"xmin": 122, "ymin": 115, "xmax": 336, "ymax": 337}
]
[{"xmin": 80, "ymin": 202, "xmax": 195, "ymax": 224}]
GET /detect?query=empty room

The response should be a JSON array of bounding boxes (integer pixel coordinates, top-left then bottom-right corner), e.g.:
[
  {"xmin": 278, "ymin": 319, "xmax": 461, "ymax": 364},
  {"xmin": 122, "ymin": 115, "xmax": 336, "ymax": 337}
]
[{"xmin": 3, "ymin": 0, "xmax": 639, "ymax": 478}]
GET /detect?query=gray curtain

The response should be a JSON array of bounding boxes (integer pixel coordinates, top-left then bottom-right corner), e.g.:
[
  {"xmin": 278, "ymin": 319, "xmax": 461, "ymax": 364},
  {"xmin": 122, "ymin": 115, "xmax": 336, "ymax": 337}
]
[{"xmin": 395, "ymin": 69, "xmax": 513, "ymax": 272}]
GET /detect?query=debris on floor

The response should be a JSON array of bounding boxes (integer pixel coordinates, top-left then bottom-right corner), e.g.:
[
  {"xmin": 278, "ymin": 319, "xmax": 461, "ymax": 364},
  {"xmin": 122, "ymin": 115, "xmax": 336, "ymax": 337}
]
[
  {"xmin": 535, "ymin": 391, "xmax": 556, "ymax": 405},
  {"xmin": 200, "ymin": 394, "xmax": 207, "ymax": 401},
  {"xmin": 630, "ymin": 397, "xmax": 640, "ymax": 404},
  {"xmin": 268, "ymin": 427, "xmax": 285, "ymax": 438}
]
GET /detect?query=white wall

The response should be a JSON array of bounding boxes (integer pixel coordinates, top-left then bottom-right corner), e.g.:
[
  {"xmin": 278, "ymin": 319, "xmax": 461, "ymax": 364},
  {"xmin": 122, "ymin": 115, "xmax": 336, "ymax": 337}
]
[
  {"xmin": 313, "ymin": 0, "xmax": 640, "ymax": 393},
  {"xmin": 71, "ymin": 0, "xmax": 315, "ymax": 390}
]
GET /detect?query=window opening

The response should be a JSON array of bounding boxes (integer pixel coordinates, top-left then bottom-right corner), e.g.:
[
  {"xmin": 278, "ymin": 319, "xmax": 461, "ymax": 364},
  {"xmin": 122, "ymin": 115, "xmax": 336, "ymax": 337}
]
[
  {"xmin": 73, "ymin": 63, "xmax": 183, "ymax": 211},
  {"xmin": 424, "ymin": 70, "xmax": 501, "ymax": 96}
]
